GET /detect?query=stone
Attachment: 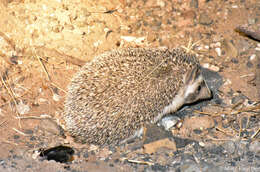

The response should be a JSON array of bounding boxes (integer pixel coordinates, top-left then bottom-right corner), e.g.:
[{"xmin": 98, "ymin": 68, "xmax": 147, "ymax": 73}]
[{"xmin": 199, "ymin": 13, "xmax": 213, "ymax": 25}]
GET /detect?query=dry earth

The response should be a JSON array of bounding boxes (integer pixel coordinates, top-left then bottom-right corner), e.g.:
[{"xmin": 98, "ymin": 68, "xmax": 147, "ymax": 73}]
[{"xmin": 0, "ymin": 0, "xmax": 259, "ymax": 172}]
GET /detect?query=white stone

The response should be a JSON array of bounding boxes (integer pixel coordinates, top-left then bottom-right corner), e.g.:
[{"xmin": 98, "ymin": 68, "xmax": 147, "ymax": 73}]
[
  {"xmin": 17, "ymin": 101, "xmax": 30, "ymax": 115},
  {"xmin": 215, "ymin": 47, "xmax": 221, "ymax": 56},
  {"xmin": 53, "ymin": 93, "xmax": 61, "ymax": 102},
  {"xmin": 249, "ymin": 54, "xmax": 256, "ymax": 61}
]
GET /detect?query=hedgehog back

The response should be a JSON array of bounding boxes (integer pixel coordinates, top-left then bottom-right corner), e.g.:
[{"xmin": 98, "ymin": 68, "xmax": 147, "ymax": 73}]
[{"xmin": 64, "ymin": 48, "xmax": 198, "ymax": 145}]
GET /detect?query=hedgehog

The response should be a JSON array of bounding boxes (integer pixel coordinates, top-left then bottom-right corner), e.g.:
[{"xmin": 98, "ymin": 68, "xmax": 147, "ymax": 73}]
[{"xmin": 63, "ymin": 47, "xmax": 212, "ymax": 146}]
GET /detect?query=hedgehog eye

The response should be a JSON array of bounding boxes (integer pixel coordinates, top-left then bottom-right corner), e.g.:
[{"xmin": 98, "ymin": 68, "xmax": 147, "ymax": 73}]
[{"xmin": 197, "ymin": 85, "xmax": 201, "ymax": 92}]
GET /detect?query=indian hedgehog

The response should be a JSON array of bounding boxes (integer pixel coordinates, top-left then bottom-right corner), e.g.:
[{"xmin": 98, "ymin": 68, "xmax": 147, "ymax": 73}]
[{"xmin": 63, "ymin": 47, "xmax": 212, "ymax": 145}]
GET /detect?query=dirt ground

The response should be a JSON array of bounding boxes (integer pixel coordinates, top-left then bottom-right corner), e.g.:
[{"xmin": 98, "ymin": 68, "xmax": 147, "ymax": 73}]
[{"xmin": 0, "ymin": 0, "xmax": 259, "ymax": 172}]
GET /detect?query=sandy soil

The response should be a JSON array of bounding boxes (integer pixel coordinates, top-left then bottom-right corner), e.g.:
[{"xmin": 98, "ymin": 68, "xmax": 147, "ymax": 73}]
[{"xmin": 0, "ymin": 0, "xmax": 259, "ymax": 171}]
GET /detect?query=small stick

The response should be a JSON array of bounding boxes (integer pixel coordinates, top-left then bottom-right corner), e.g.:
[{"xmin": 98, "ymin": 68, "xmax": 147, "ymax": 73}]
[
  {"xmin": 215, "ymin": 127, "xmax": 235, "ymax": 137},
  {"xmin": 0, "ymin": 31, "xmax": 16, "ymax": 50},
  {"xmin": 35, "ymin": 55, "xmax": 51, "ymax": 81},
  {"xmin": 121, "ymin": 158, "xmax": 154, "ymax": 166},
  {"xmin": 0, "ymin": 74, "xmax": 22, "ymax": 127},
  {"xmin": 12, "ymin": 127, "xmax": 27, "ymax": 136},
  {"xmin": 231, "ymin": 99, "xmax": 244, "ymax": 109},
  {"xmin": 0, "ymin": 74, "xmax": 18, "ymax": 106},
  {"xmin": 251, "ymin": 128, "xmax": 260, "ymax": 139},
  {"xmin": 15, "ymin": 114, "xmax": 52, "ymax": 120},
  {"xmin": 34, "ymin": 46, "xmax": 86, "ymax": 66},
  {"xmin": 50, "ymin": 82, "xmax": 67, "ymax": 93},
  {"xmin": 235, "ymin": 26, "xmax": 260, "ymax": 42}
]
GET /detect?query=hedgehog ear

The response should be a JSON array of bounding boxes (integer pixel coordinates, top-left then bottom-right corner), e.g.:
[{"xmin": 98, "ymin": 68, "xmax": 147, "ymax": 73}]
[{"xmin": 183, "ymin": 66, "xmax": 201, "ymax": 85}]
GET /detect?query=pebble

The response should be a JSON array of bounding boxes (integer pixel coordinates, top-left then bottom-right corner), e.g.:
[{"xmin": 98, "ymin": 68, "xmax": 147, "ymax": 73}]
[
  {"xmin": 202, "ymin": 63, "xmax": 220, "ymax": 72},
  {"xmin": 160, "ymin": 116, "xmax": 180, "ymax": 130},
  {"xmin": 215, "ymin": 47, "xmax": 221, "ymax": 56},
  {"xmin": 248, "ymin": 18, "xmax": 256, "ymax": 25},
  {"xmin": 249, "ymin": 54, "xmax": 256, "ymax": 61},
  {"xmin": 249, "ymin": 140, "xmax": 260, "ymax": 153},
  {"xmin": 231, "ymin": 58, "xmax": 239, "ymax": 64},
  {"xmin": 17, "ymin": 101, "xmax": 30, "ymax": 115},
  {"xmin": 255, "ymin": 47, "xmax": 260, "ymax": 51},
  {"xmin": 246, "ymin": 61, "xmax": 253, "ymax": 68},
  {"xmin": 199, "ymin": 13, "xmax": 213, "ymax": 25},
  {"xmin": 222, "ymin": 141, "xmax": 236, "ymax": 154},
  {"xmin": 237, "ymin": 141, "xmax": 249, "ymax": 156},
  {"xmin": 52, "ymin": 93, "xmax": 61, "ymax": 101}
]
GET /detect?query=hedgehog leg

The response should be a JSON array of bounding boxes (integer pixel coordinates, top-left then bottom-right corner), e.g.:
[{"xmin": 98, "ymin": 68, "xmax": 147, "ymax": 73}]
[{"xmin": 119, "ymin": 127, "xmax": 144, "ymax": 145}]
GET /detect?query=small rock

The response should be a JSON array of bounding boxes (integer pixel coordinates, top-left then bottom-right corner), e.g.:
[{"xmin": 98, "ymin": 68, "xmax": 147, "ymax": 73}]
[
  {"xmin": 202, "ymin": 63, "xmax": 220, "ymax": 72},
  {"xmin": 237, "ymin": 39, "xmax": 250, "ymax": 52},
  {"xmin": 249, "ymin": 54, "xmax": 256, "ymax": 61},
  {"xmin": 17, "ymin": 101, "xmax": 30, "ymax": 115},
  {"xmin": 215, "ymin": 47, "xmax": 221, "ymax": 56},
  {"xmin": 215, "ymin": 42, "xmax": 221, "ymax": 47},
  {"xmin": 246, "ymin": 61, "xmax": 253, "ymax": 68},
  {"xmin": 222, "ymin": 141, "xmax": 236, "ymax": 154},
  {"xmin": 183, "ymin": 115, "xmax": 215, "ymax": 131},
  {"xmin": 143, "ymin": 138, "xmax": 177, "ymax": 154},
  {"xmin": 96, "ymin": 147, "xmax": 112, "ymax": 160},
  {"xmin": 248, "ymin": 18, "xmax": 256, "ymax": 25},
  {"xmin": 52, "ymin": 93, "xmax": 61, "ymax": 102},
  {"xmin": 237, "ymin": 141, "xmax": 249, "ymax": 156},
  {"xmin": 199, "ymin": 13, "xmax": 213, "ymax": 25},
  {"xmin": 249, "ymin": 140, "xmax": 260, "ymax": 153},
  {"xmin": 231, "ymin": 58, "xmax": 239, "ymax": 64},
  {"xmin": 39, "ymin": 119, "xmax": 63, "ymax": 136},
  {"xmin": 222, "ymin": 39, "xmax": 238, "ymax": 58},
  {"xmin": 255, "ymin": 47, "xmax": 260, "ymax": 51},
  {"xmin": 199, "ymin": 142, "xmax": 205, "ymax": 147},
  {"xmin": 160, "ymin": 116, "xmax": 180, "ymax": 130},
  {"xmin": 180, "ymin": 161, "xmax": 201, "ymax": 172},
  {"xmin": 120, "ymin": 36, "xmax": 146, "ymax": 45}
]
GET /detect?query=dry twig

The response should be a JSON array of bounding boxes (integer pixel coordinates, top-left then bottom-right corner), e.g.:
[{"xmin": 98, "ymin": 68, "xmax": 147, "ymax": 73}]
[
  {"xmin": 35, "ymin": 55, "xmax": 51, "ymax": 81},
  {"xmin": 121, "ymin": 158, "xmax": 154, "ymax": 166},
  {"xmin": 12, "ymin": 127, "xmax": 27, "ymax": 136}
]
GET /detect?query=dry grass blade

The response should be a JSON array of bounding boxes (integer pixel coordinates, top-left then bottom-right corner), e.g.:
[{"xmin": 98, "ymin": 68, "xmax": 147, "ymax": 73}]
[
  {"xmin": 0, "ymin": 31, "xmax": 16, "ymax": 50},
  {"xmin": 215, "ymin": 127, "xmax": 235, "ymax": 137},
  {"xmin": 181, "ymin": 38, "xmax": 204, "ymax": 54},
  {"xmin": 34, "ymin": 46, "xmax": 86, "ymax": 66},
  {"xmin": 35, "ymin": 55, "xmax": 51, "ymax": 81},
  {"xmin": 15, "ymin": 114, "xmax": 52, "ymax": 120},
  {"xmin": 0, "ymin": 73, "xmax": 22, "ymax": 127},
  {"xmin": 121, "ymin": 158, "xmax": 154, "ymax": 166},
  {"xmin": 193, "ymin": 110, "xmax": 220, "ymax": 116},
  {"xmin": 0, "ymin": 73, "xmax": 18, "ymax": 106},
  {"xmin": 251, "ymin": 128, "xmax": 260, "ymax": 139},
  {"xmin": 12, "ymin": 128, "xmax": 27, "ymax": 136},
  {"xmin": 50, "ymin": 82, "xmax": 67, "ymax": 93}
]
